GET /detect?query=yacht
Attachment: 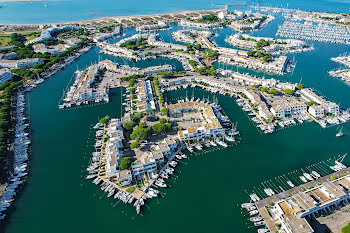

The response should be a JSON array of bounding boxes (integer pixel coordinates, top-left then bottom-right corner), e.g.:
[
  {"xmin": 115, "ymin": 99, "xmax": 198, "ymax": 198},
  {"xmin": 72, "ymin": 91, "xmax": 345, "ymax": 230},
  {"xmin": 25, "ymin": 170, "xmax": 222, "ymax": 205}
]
[
  {"xmin": 155, "ymin": 180, "xmax": 166, "ymax": 188},
  {"xmin": 181, "ymin": 154, "xmax": 188, "ymax": 159},
  {"xmin": 169, "ymin": 161, "xmax": 178, "ymax": 167},
  {"xmin": 249, "ymin": 210, "xmax": 259, "ymax": 216},
  {"xmin": 303, "ymin": 173, "xmax": 314, "ymax": 181},
  {"xmin": 216, "ymin": 140, "xmax": 228, "ymax": 148},
  {"xmin": 287, "ymin": 181, "xmax": 295, "ymax": 188},
  {"xmin": 147, "ymin": 190, "xmax": 158, "ymax": 197},
  {"xmin": 195, "ymin": 145, "xmax": 203, "ymax": 151},
  {"xmin": 250, "ymin": 217, "xmax": 263, "ymax": 222},
  {"xmin": 225, "ymin": 135, "xmax": 235, "ymax": 142},
  {"xmin": 254, "ymin": 221, "xmax": 265, "ymax": 227},
  {"xmin": 241, "ymin": 203, "xmax": 254, "ymax": 208},
  {"xmin": 311, "ymin": 171, "xmax": 321, "ymax": 179},
  {"xmin": 210, "ymin": 141, "xmax": 217, "ymax": 147},
  {"xmin": 257, "ymin": 229, "xmax": 269, "ymax": 233},
  {"xmin": 336, "ymin": 127, "xmax": 344, "ymax": 137},
  {"xmin": 299, "ymin": 176, "xmax": 307, "ymax": 183}
]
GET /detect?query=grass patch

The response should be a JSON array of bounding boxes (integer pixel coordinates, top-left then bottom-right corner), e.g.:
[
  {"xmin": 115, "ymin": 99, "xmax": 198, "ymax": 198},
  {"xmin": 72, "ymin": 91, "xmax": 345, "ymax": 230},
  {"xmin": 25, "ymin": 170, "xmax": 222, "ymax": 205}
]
[
  {"xmin": 0, "ymin": 32, "xmax": 40, "ymax": 46},
  {"xmin": 342, "ymin": 222, "xmax": 350, "ymax": 233},
  {"xmin": 126, "ymin": 187, "xmax": 135, "ymax": 194}
]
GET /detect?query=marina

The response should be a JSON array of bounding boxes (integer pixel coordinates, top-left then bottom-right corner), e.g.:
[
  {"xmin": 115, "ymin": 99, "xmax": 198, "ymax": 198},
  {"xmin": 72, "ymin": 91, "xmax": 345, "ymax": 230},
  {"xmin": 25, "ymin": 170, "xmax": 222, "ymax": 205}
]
[
  {"xmin": 276, "ymin": 21, "xmax": 350, "ymax": 44},
  {"xmin": 0, "ymin": 2, "xmax": 350, "ymax": 233}
]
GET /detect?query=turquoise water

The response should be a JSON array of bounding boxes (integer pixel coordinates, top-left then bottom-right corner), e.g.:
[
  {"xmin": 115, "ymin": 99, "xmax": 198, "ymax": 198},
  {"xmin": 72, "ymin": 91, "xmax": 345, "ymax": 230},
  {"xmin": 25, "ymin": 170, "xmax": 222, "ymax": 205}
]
[
  {"xmin": 1, "ymin": 0, "xmax": 350, "ymax": 24},
  {"xmin": 0, "ymin": 3, "xmax": 350, "ymax": 233}
]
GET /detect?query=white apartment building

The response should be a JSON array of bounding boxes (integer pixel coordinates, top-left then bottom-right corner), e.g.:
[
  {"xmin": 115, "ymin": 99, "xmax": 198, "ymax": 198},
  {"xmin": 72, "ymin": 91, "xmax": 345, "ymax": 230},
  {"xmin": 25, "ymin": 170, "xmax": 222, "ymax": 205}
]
[
  {"xmin": 0, "ymin": 68, "xmax": 13, "ymax": 84},
  {"xmin": 270, "ymin": 101, "xmax": 307, "ymax": 118},
  {"xmin": 0, "ymin": 58, "xmax": 43, "ymax": 69}
]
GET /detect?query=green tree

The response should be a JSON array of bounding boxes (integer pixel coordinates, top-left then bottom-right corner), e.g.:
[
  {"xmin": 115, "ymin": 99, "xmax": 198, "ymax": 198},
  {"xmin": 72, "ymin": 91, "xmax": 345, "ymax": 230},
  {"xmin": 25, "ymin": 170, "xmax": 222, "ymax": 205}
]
[
  {"xmin": 120, "ymin": 157, "xmax": 133, "ymax": 170},
  {"xmin": 194, "ymin": 44, "xmax": 201, "ymax": 50},
  {"xmin": 282, "ymin": 89, "xmax": 295, "ymax": 96},
  {"xmin": 161, "ymin": 107, "xmax": 169, "ymax": 116},
  {"xmin": 129, "ymin": 78, "xmax": 136, "ymax": 87},
  {"xmin": 130, "ymin": 141, "xmax": 140, "ymax": 149},
  {"xmin": 130, "ymin": 123, "xmax": 151, "ymax": 140},
  {"xmin": 261, "ymin": 87, "xmax": 268, "ymax": 92},
  {"xmin": 297, "ymin": 84, "xmax": 304, "ymax": 90},
  {"xmin": 268, "ymin": 88, "xmax": 278, "ymax": 94},
  {"xmin": 306, "ymin": 101, "xmax": 317, "ymax": 106},
  {"xmin": 123, "ymin": 121, "xmax": 136, "ymax": 131},
  {"xmin": 99, "ymin": 115, "xmax": 110, "ymax": 125},
  {"xmin": 132, "ymin": 112, "xmax": 143, "ymax": 121}
]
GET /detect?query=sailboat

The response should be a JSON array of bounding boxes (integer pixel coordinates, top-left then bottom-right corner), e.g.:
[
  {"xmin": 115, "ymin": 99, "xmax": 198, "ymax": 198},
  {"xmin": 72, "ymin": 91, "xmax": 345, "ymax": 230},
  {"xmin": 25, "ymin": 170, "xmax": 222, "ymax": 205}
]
[{"xmin": 336, "ymin": 127, "xmax": 344, "ymax": 137}]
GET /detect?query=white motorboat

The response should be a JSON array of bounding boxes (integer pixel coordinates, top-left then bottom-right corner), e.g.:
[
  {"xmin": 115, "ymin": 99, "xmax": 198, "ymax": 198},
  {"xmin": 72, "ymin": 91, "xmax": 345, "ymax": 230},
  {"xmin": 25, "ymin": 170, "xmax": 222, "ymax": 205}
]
[
  {"xmin": 254, "ymin": 221, "xmax": 265, "ymax": 227},
  {"xmin": 216, "ymin": 140, "xmax": 228, "ymax": 148},
  {"xmin": 303, "ymin": 173, "xmax": 314, "ymax": 181},
  {"xmin": 300, "ymin": 176, "xmax": 307, "ymax": 183},
  {"xmin": 257, "ymin": 229, "xmax": 270, "ymax": 233},
  {"xmin": 225, "ymin": 136, "xmax": 235, "ymax": 142},
  {"xmin": 241, "ymin": 203, "xmax": 254, "ymax": 208},
  {"xmin": 155, "ymin": 180, "xmax": 166, "ymax": 188},
  {"xmin": 249, "ymin": 210, "xmax": 259, "ymax": 216},
  {"xmin": 250, "ymin": 217, "xmax": 263, "ymax": 222},
  {"xmin": 287, "ymin": 180, "xmax": 295, "ymax": 188}
]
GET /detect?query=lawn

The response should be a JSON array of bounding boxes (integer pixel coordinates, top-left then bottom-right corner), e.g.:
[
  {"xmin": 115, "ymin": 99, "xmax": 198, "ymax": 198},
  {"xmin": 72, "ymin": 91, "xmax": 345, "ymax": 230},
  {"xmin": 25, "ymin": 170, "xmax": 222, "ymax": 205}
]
[
  {"xmin": 342, "ymin": 222, "xmax": 350, "ymax": 233},
  {"xmin": 0, "ymin": 32, "xmax": 41, "ymax": 46}
]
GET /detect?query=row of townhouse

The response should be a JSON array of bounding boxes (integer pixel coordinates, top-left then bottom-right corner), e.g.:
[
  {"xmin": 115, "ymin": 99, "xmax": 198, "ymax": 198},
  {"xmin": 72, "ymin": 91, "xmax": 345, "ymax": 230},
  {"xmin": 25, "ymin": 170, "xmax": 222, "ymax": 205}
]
[
  {"xmin": 222, "ymin": 70, "xmax": 297, "ymax": 90},
  {"xmin": 0, "ymin": 68, "xmax": 13, "ymax": 84},
  {"xmin": 102, "ymin": 43, "xmax": 135, "ymax": 57},
  {"xmin": 0, "ymin": 58, "xmax": 43, "ymax": 69},
  {"xmin": 131, "ymin": 136, "xmax": 178, "ymax": 180},
  {"xmin": 167, "ymin": 101, "xmax": 225, "ymax": 142},
  {"xmin": 72, "ymin": 63, "xmax": 108, "ymax": 102},
  {"xmin": 98, "ymin": 59, "xmax": 141, "ymax": 76},
  {"xmin": 116, "ymin": 33, "xmax": 150, "ymax": 47},
  {"xmin": 93, "ymin": 26, "xmax": 123, "ymax": 42},
  {"xmin": 218, "ymin": 54, "xmax": 288, "ymax": 75},
  {"xmin": 173, "ymin": 29, "xmax": 212, "ymax": 45},
  {"xmin": 243, "ymin": 89, "xmax": 274, "ymax": 120},
  {"xmin": 299, "ymin": 88, "xmax": 340, "ymax": 117},
  {"xmin": 104, "ymin": 119, "xmax": 134, "ymax": 187},
  {"xmin": 142, "ymin": 64, "xmax": 174, "ymax": 76},
  {"xmin": 227, "ymin": 34, "xmax": 309, "ymax": 53},
  {"xmin": 0, "ymin": 52, "xmax": 17, "ymax": 60},
  {"xmin": 135, "ymin": 80, "xmax": 156, "ymax": 112},
  {"xmin": 178, "ymin": 20, "xmax": 223, "ymax": 29},
  {"xmin": 147, "ymin": 34, "xmax": 188, "ymax": 51},
  {"xmin": 136, "ymin": 21, "xmax": 170, "ymax": 32},
  {"xmin": 270, "ymin": 100, "xmax": 307, "ymax": 118}
]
